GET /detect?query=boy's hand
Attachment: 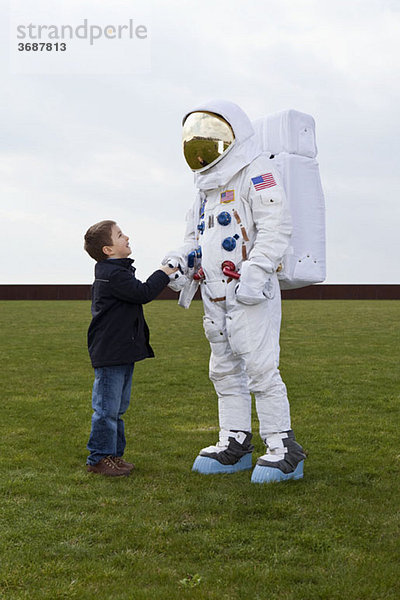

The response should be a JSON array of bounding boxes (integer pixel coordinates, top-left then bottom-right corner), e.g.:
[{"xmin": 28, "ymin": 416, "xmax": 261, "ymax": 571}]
[{"xmin": 160, "ymin": 265, "xmax": 179, "ymax": 276}]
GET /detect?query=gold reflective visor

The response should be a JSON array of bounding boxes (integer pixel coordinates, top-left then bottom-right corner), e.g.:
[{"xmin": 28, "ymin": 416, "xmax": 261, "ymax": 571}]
[{"xmin": 182, "ymin": 111, "xmax": 235, "ymax": 171}]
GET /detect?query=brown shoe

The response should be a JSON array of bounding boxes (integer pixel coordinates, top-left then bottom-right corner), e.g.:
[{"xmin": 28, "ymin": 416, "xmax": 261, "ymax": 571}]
[
  {"xmin": 112, "ymin": 456, "xmax": 135, "ymax": 472},
  {"xmin": 87, "ymin": 456, "xmax": 130, "ymax": 477}
]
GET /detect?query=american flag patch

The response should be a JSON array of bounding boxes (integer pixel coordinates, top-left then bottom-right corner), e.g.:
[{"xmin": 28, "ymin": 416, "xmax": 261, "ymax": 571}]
[
  {"xmin": 251, "ymin": 173, "xmax": 277, "ymax": 191},
  {"xmin": 220, "ymin": 190, "xmax": 235, "ymax": 203}
]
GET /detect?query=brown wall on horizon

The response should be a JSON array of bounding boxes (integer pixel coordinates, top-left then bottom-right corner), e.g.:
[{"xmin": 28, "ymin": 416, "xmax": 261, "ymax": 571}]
[{"xmin": 1, "ymin": 284, "xmax": 399, "ymax": 301}]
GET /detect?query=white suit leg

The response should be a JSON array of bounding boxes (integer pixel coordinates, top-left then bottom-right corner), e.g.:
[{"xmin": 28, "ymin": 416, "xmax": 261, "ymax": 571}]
[
  {"xmin": 202, "ymin": 291, "xmax": 252, "ymax": 432},
  {"xmin": 225, "ymin": 275, "xmax": 291, "ymax": 438},
  {"xmin": 211, "ymin": 352, "xmax": 252, "ymax": 433}
]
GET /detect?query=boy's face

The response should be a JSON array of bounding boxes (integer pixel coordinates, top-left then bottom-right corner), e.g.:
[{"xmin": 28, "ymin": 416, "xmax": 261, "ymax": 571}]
[{"xmin": 102, "ymin": 224, "xmax": 132, "ymax": 259}]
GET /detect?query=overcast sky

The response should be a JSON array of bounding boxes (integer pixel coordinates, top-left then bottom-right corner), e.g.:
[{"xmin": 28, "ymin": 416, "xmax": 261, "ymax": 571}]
[{"xmin": 1, "ymin": 0, "xmax": 399, "ymax": 284}]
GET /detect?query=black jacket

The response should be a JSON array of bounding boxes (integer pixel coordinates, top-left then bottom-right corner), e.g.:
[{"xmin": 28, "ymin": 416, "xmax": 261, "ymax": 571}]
[{"xmin": 88, "ymin": 258, "xmax": 170, "ymax": 368}]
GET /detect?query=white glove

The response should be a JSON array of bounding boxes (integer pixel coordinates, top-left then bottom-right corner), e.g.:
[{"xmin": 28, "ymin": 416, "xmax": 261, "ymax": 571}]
[
  {"xmin": 163, "ymin": 257, "xmax": 179, "ymax": 271},
  {"xmin": 162, "ymin": 257, "xmax": 188, "ymax": 291},
  {"xmin": 162, "ymin": 253, "xmax": 188, "ymax": 274},
  {"xmin": 162, "ymin": 255, "xmax": 176, "ymax": 266},
  {"xmin": 168, "ymin": 272, "xmax": 188, "ymax": 292},
  {"xmin": 235, "ymin": 261, "xmax": 275, "ymax": 305}
]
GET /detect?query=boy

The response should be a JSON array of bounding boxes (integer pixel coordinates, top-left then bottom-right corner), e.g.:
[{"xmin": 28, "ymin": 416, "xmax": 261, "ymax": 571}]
[{"xmin": 84, "ymin": 220, "xmax": 177, "ymax": 476}]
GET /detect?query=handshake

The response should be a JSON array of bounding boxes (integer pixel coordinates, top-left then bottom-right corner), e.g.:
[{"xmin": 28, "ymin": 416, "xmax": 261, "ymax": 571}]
[
  {"xmin": 159, "ymin": 263, "xmax": 179, "ymax": 277},
  {"xmin": 161, "ymin": 256, "xmax": 190, "ymax": 292},
  {"xmin": 162, "ymin": 252, "xmax": 276, "ymax": 306}
]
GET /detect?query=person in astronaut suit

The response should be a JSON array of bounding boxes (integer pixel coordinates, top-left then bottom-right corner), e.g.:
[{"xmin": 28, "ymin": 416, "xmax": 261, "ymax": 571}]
[{"xmin": 165, "ymin": 100, "xmax": 306, "ymax": 483}]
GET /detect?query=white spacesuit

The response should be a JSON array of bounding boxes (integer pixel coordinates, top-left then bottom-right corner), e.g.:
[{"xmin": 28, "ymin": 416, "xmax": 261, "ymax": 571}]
[{"xmin": 166, "ymin": 100, "xmax": 306, "ymax": 483}]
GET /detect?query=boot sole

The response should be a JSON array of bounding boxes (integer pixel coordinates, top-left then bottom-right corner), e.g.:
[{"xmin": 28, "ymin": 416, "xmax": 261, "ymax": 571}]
[
  {"xmin": 251, "ymin": 460, "xmax": 304, "ymax": 484},
  {"xmin": 192, "ymin": 453, "xmax": 253, "ymax": 474}
]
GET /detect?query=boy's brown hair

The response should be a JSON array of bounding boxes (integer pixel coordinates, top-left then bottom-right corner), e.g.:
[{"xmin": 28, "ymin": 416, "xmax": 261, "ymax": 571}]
[{"xmin": 84, "ymin": 220, "xmax": 116, "ymax": 262}]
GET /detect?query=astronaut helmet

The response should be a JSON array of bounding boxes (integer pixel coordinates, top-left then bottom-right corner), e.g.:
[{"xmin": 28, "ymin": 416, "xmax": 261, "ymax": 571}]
[{"xmin": 182, "ymin": 111, "xmax": 235, "ymax": 172}]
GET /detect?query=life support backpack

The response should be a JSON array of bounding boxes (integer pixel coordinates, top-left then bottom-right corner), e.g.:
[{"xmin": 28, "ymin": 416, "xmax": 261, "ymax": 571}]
[{"xmin": 252, "ymin": 110, "xmax": 326, "ymax": 290}]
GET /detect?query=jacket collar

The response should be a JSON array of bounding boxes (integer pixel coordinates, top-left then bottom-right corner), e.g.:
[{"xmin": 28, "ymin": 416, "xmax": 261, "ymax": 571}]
[
  {"xmin": 107, "ymin": 257, "xmax": 134, "ymax": 264},
  {"xmin": 100, "ymin": 257, "xmax": 135, "ymax": 269}
]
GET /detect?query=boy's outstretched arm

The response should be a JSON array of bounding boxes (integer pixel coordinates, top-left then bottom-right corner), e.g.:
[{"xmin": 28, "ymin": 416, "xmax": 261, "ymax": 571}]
[{"xmin": 109, "ymin": 266, "xmax": 177, "ymax": 304}]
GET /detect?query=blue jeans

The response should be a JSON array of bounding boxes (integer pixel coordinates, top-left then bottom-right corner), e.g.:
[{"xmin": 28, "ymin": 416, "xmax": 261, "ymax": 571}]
[{"xmin": 87, "ymin": 364, "xmax": 134, "ymax": 465}]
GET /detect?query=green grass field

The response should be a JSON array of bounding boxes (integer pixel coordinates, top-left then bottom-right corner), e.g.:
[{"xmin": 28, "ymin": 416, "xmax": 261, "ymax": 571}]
[{"xmin": 0, "ymin": 300, "xmax": 399, "ymax": 599}]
